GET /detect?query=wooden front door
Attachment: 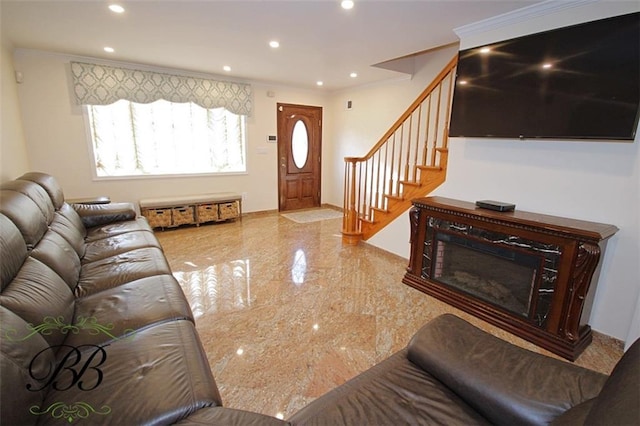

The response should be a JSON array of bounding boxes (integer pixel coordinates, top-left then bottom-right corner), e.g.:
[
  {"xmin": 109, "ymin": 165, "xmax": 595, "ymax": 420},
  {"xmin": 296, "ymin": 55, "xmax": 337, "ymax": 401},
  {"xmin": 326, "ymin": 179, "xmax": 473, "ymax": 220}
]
[{"xmin": 277, "ymin": 103, "xmax": 322, "ymax": 211}]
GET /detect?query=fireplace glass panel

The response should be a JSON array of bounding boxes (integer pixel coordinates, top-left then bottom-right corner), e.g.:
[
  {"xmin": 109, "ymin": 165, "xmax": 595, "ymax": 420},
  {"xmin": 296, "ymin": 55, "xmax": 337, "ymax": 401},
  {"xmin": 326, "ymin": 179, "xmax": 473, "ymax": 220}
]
[{"xmin": 431, "ymin": 232, "xmax": 541, "ymax": 318}]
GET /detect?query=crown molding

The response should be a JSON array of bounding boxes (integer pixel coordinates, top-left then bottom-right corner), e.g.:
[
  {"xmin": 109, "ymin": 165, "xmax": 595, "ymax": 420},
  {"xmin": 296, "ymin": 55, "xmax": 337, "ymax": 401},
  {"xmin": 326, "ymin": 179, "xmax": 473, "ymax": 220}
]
[{"xmin": 453, "ymin": 0, "xmax": 598, "ymax": 39}]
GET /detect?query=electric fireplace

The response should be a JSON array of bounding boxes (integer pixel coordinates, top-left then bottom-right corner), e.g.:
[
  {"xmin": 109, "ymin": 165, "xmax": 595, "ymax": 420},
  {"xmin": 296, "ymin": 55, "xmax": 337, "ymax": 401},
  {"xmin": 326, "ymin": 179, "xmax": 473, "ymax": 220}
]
[{"xmin": 403, "ymin": 197, "xmax": 618, "ymax": 360}]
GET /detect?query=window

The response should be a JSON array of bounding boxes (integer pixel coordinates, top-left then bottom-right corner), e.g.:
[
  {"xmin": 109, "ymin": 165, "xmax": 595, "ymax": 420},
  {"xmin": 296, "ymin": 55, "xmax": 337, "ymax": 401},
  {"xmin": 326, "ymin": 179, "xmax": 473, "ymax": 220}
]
[{"xmin": 87, "ymin": 99, "xmax": 246, "ymax": 177}]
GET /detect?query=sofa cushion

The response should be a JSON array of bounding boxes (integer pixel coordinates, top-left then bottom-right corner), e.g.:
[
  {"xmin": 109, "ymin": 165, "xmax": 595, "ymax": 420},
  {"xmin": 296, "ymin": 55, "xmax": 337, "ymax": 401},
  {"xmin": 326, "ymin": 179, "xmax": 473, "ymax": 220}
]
[
  {"xmin": 0, "ymin": 306, "xmax": 54, "ymax": 426},
  {"xmin": 77, "ymin": 247, "xmax": 172, "ymax": 297},
  {"xmin": 38, "ymin": 321, "xmax": 221, "ymax": 426},
  {"xmin": 0, "ymin": 257, "xmax": 75, "ymax": 348},
  {"xmin": 83, "ymin": 230, "xmax": 161, "ymax": 263},
  {"xmin": 69, "ymin": 275, "xmax": 194, "ymax": 347},
  {"xmin": 288, "ymin": 349, "xmax": 490, "ymax": 426},
  {"xmin": 19, "ymin": 171, "xmax": 66, "ymax": 210},
  {"xmin": 49, "ymin": 210, "xmax": 87, "ymax": 257},
  {"xmin": 0, "ymin": 190, "xmax": 49, "ymax": 250},
  {"xmin": 30, "ymin": 230, "xmax": 81, "ymax": 290},
  {"xmin": 584, "ymin": 338, "xmax": 640, "ymax": 425},
  {"xmin": 407, "ymin": 314, "xmax": 607, "ymax": 426},
  {"xmin": 85, "ymin": 217, "xmax": 154, "ymax": 242},
  {"xmin": 0, "ymin": 214, "xmax": 27, "ymax": 291},
  {"xmin": 177, "ymin": 407, "xmax": 290, "ymax": 426},
  {"xmin": 550, "ymin": 399, "xmax": 596, "ymax": 426},
  {"xmin": 58, "ymin": 203, "xmax": 89, "ymax": 238},
  {"xmin": 1, "ymin": 179, "xmax": 55, "ymax": 224}
]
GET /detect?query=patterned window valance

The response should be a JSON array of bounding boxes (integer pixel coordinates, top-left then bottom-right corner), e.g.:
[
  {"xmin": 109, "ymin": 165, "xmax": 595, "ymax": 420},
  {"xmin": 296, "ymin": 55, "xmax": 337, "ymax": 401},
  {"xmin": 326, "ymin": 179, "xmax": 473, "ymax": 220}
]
[{"xmin": 70, "ymin": 61, "xmax": 252, "ymax": 116}]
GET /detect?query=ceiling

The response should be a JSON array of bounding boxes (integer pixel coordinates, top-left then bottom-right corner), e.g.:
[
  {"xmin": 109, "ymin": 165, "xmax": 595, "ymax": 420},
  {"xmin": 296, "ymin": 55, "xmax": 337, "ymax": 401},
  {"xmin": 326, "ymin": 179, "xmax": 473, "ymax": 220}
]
[{"xmin": 1, "ymin": 0, "xmax": 540, "ymax": 91}]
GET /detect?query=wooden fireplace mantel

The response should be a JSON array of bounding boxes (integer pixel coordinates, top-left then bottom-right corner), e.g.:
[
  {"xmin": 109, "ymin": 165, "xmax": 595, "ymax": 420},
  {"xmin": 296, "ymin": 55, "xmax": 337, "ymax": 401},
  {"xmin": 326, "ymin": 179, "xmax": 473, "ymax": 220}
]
[{"xmin": 403, "ymin": 196, "xmax": 618, "ymax": 360}]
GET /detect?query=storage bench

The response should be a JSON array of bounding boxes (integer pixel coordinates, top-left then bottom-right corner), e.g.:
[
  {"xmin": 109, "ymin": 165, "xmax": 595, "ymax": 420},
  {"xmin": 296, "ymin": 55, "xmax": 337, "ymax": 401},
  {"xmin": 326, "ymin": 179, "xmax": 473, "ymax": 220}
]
[{"xmin": 139, "ymin": 193, "xmax": 242, "ymax": 229}]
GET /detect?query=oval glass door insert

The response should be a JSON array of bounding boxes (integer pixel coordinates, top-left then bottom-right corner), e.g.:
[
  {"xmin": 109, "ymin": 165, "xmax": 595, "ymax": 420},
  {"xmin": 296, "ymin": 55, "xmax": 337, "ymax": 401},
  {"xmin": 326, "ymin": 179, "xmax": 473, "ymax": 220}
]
[{"xmin": 292, "ymin": 120, "xmax": 309, "ymax": 169}]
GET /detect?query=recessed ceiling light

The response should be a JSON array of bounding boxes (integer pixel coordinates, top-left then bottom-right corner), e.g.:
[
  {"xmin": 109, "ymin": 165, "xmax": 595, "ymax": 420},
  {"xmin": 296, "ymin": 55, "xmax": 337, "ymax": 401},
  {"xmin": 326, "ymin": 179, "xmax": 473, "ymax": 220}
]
[
  {"xmin": 269, "ymin": 40, "xmax": 280, "ymax": 48},
  {"xmin": 316, "ymin": 81, "xmax": 324, "ymax": 86},
  {"xmin": 542, "ymin": 63, "xmax": 553, "ymax": 69},
  {"xmin": 108, "ymin": 4, "xmax": 125, "ymax": 13},
  {"xmin": 480, "ymin": 47, "xmax": 491, "ymax": 54},
  {"xmin": 459, "ymin": 80, "xmax": 468, "ymax": 85},
  {"xmin": 350, "ymin": 72, "xmax": 358, "ymax": 78},
  {"xmin": 341, "ymin": 1, "xmax": 354, "ymax": 10},
  {"xmin": 223, "ymin": 65, "xmax": 231, "ymax": 72},
  {"xmin": 103, "ymin": 47, "xmax": 115, "ymax": 53}
]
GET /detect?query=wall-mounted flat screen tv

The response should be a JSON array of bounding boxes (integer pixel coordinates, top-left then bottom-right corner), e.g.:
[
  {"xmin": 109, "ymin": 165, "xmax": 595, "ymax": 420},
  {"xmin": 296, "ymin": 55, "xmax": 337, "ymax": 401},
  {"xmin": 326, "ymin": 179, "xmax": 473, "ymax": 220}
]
[{"xmin": 448, "ymin": 12, "xmax": 640, "ymax": 141}]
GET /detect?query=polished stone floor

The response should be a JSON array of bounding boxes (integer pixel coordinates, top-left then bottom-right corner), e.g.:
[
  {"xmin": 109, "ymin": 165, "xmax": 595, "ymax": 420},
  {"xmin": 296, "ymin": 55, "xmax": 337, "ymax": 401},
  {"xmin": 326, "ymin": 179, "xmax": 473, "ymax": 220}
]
[{"xmin": 155, "ymin": 210, "xmax": 624, "ymax": 420}]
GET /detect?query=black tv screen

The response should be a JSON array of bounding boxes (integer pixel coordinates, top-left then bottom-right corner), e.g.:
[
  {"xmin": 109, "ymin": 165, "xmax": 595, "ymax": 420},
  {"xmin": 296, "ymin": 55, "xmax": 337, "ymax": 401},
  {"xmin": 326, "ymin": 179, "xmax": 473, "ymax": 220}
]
[{"xmin": 448, "ymin": 12, "xmax": 640, "ymax": 141}]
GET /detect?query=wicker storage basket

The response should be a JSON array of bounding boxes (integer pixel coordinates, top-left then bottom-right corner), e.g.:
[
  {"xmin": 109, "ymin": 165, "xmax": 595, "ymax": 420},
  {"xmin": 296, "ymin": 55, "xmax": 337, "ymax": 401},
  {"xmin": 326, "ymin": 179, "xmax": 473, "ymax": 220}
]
[
  {"xmin": 219, "ymin": 201, "xmax": 239, "ymax": 220},
  {"xmin": 143, "ymin": 208, "xmax": 172, "ymax": 229},
  {"xmin": 197, "ymin": 204, "xmax": 219, "ymax": 224},
  {"xmin": 172, "ymin": 206, "xmax": 195, "ymax": 226}
]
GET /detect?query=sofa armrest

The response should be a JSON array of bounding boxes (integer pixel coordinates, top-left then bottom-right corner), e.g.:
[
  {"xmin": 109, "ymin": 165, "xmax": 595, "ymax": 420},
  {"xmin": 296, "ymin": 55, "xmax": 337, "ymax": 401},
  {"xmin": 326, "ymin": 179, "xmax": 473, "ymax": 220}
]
[
  {"xmin": 67, "ymin": 196, "xmax": 111, "ymax": 205},
  {"xmin": 407, "ymin": 314, "xmax": 607, "ymax": 426},
  {"xmin": 175, "ymin": 407, "xmax": 289, "ymax": 426},
  {"xmin": 72, "ymin": 202, "xmax": 137, "ymax": 228}
]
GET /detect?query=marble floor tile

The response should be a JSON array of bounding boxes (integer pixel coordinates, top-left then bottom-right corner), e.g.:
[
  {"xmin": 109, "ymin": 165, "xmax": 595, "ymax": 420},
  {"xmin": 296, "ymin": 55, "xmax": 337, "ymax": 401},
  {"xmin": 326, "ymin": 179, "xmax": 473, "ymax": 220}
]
[{"xmin": 155, "ymin": 211, "xmax": 624, "ymax": 420}]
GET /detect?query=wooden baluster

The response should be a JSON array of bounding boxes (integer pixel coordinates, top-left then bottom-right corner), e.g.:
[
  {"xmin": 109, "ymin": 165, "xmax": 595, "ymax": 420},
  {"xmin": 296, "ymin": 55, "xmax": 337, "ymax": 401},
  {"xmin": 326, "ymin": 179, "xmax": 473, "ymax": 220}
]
[
  {"xmin": 413, "ymin": 106, "xmax": 422, "ymax": 181},
  {"xmin": 396, "ymin": 126, "xmax": 404, "ymax": 196},
  {"xmin": 404, "ymin": 118, "xmax": 412, "ymax": 182},
  {"xmin": 375, "ymin": 150, "xmax": 382, "ymax": 210},
  {"xmin": 342, "ymin": 161, "xmax": 348, "ymax": 230},
  {"xmin": 431, "ymin": 84, "xmax": 443, "ymax": 167},
  {"xmin": 422, "ymin": 95, "xmax": 432, "ymax": 167},
  {"xmin": 382, "ymin": 141, "xmax": 389, "ymax": 210},
  {"xmin": 388, "ymin": 134, "xmax": 396, "ymax": 196}
]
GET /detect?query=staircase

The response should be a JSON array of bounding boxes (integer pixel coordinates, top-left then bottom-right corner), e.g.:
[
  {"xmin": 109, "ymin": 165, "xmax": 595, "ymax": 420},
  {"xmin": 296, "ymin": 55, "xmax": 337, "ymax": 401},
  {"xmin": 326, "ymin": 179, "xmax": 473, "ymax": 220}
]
[{"xmin": 342, "ymin": 56, "xmax": 458, "ymax": 244}]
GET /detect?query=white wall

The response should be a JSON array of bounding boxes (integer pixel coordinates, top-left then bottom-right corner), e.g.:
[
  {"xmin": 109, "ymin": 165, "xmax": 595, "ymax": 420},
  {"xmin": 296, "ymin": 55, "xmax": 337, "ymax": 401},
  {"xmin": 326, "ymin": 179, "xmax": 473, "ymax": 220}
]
[
  {"xmin": 1, "ymin": 39, "xmax": 29, "ymax": 180},
  {"xmin": 13, "ymin": 49, "xmax": 328, "ymax": 213},
  {"xmin": 332, "ymin": 2, "xmax": 640, "ymax": 344}
]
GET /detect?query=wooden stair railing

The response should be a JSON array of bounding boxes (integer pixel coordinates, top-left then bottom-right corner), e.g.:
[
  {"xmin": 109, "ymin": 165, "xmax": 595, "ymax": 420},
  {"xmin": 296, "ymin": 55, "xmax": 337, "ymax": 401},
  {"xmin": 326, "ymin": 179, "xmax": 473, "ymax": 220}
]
[{"xmin": 342, "ymin": 55, "xmax": 458, "ymax": 245}]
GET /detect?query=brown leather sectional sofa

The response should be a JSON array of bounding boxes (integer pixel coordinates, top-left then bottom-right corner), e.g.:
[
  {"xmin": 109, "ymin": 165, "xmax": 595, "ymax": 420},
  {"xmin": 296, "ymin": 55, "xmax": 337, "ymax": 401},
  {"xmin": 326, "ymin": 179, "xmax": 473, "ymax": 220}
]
[{"xmin": 1, "ymin": 172, "xmax": 638, "ymax": 425}]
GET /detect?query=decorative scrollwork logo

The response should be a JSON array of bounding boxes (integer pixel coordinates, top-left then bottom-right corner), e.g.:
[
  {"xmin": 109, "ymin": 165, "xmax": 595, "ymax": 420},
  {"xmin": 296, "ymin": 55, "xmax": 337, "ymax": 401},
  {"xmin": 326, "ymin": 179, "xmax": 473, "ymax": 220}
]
[
  {"xmin": 3, "ymin": 316, "xmax": 134, "ymax": 342},
  {"xmin": 30, "ymin": 402, "xmax": 111, "ymax": 423}
]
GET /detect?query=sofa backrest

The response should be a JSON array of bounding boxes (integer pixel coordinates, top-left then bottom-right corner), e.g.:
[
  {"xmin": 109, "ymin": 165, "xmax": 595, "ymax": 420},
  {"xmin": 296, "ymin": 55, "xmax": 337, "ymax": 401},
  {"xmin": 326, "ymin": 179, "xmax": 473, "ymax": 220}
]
[
  {"xmin": 0, "ymin": 213, "xmax": 75, "ymax": 426},
  {"xmin": 584, "ymin": 337, "xmax": 640, "ymax": 425},
  {"xmin": 0, "ymin": 187, "xmax": 50, "ymax": 250},
  {"xmin": 0, "ymin": 174, "xmax": 90, "ymax": 425},
  {"xmin": 19, "ymin": 172, "xmax": 66, "ymax": 210}
]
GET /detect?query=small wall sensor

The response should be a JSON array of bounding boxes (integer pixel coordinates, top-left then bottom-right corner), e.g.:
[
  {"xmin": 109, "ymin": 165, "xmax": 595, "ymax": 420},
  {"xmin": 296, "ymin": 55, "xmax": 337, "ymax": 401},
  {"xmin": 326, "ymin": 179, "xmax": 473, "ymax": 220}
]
[
  {"xmin": 15, "ymin": 71, "xmax": 24, "ymax": 84},
  {"xmin": 267, "ymin": 135, "xmax": 277, "ymax": 143},
  {"xmin": 346, "ymin": 100, "xmax": 353, "ymax": 110}
]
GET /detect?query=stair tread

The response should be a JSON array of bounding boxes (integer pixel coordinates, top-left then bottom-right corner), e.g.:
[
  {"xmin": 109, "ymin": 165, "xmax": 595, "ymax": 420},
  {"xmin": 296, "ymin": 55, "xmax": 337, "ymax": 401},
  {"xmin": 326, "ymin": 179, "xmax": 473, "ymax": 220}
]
[
  {"xmin": 386, "ymin": 194, "xmax": 404, "ymax": 201},
  {"xmin": 417, "ymin": 165, "xmax": 443, "ymax": 171},
  {"xmin": 400, "ymin": 180, "xmax": 421, "ymax": 186},
  {"xmin": 371, "ymin": 206, "xmax": 389, "ymax": 213}
]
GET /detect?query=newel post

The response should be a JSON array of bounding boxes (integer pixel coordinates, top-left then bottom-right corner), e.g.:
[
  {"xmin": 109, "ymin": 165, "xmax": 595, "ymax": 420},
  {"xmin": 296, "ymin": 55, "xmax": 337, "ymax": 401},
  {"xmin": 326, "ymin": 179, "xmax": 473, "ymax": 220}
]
[{"xmin": 342, "ymin": 157, "xmax": 362, "ymax": 245}]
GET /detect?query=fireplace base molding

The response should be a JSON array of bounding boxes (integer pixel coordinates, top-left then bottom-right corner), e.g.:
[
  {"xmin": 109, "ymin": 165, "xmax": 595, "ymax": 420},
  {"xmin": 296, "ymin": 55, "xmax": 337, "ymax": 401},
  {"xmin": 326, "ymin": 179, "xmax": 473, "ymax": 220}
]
[{"xmin": 403, "ymin": 197, "xmax": 618, "ymax": 360}]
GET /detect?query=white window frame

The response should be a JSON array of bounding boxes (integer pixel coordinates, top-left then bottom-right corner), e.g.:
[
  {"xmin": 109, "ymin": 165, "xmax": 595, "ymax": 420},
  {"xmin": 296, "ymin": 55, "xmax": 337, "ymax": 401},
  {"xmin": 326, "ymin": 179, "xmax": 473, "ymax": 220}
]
[{"xmin": 82, "ymin": 101, "xmax": 249, "ymax": 181}]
